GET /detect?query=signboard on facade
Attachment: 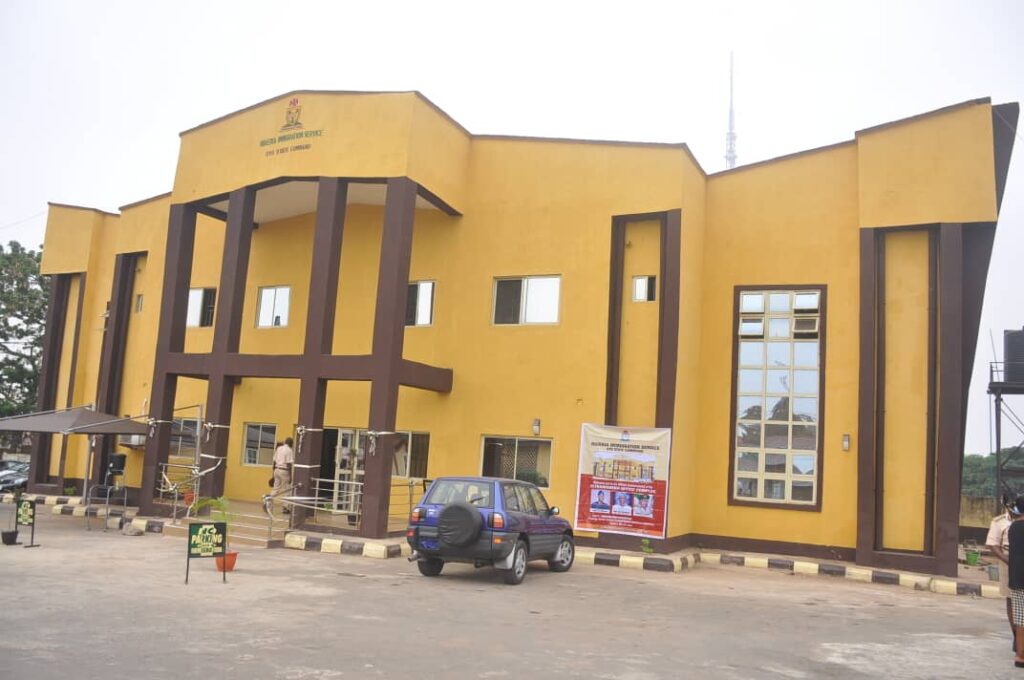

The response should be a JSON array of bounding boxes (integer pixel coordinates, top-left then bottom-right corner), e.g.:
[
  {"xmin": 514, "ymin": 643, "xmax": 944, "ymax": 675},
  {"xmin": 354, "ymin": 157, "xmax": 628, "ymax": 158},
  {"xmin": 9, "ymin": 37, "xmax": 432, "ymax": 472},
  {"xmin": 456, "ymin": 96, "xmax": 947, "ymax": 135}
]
[
  {"xmin": 575, "ymin": 424, "xmax": 671, "ymax": 539},
  {"xmin": 186, "ymin": 521, "xmax": 227, "ymax": 584}
]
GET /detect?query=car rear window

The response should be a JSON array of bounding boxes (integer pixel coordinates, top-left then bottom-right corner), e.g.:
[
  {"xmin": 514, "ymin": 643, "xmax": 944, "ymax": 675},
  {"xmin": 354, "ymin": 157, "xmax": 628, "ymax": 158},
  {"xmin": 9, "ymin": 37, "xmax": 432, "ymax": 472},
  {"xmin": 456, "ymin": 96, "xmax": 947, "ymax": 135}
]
[{"xmin": 425, "ymin": 480, "xmax": 494, "ymax": 508}]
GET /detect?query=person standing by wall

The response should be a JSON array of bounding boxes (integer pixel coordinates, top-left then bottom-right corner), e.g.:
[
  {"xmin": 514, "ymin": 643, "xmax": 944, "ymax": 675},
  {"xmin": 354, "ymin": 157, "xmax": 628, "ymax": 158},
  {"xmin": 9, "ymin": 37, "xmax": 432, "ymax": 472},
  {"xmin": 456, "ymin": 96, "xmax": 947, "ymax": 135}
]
[
  {"xmin": 273, "ymin": 437, "xmax": 295, "ymax": 514},
  {"xmin": 987, "ymin": 496, "xmax": 1020, "ymax": 647},
  {"xmin": 1006, "ymin": 495, "xmax": 1024, "ymax": 668}
]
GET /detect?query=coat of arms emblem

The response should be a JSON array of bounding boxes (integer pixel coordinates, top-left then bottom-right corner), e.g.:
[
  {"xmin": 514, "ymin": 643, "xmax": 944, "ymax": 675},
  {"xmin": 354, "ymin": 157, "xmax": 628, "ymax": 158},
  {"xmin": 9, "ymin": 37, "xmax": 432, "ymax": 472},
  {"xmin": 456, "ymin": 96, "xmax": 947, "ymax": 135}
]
[{"xmin": 281, "ymin": 97, "xmax": 303, "ymax": 131}]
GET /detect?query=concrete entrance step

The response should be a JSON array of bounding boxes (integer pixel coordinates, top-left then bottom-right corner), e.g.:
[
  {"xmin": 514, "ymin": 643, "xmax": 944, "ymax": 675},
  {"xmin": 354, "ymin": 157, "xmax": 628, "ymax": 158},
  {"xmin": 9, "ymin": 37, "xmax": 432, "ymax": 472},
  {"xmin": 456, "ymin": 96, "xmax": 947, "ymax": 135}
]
[{"xmin": 162, "ymin": 519, "xmax": 284, "ymax": 548}]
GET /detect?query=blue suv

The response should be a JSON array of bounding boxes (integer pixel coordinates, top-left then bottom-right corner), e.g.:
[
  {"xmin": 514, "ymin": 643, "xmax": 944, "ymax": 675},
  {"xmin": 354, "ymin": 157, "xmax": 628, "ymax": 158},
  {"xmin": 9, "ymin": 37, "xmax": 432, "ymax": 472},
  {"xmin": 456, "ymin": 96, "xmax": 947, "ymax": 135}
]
[{"xmin": 406, "ymin": 476, "xmax": 575, "ymax": 585}]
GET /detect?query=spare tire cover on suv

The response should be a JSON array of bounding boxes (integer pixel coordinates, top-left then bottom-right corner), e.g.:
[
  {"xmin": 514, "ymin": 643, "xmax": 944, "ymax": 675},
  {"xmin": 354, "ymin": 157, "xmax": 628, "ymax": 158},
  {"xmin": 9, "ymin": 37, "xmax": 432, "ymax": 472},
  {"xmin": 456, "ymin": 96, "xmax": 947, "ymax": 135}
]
[{"xmin": 438, "ymin": 502, "xmax": 483, "ymax": 547}]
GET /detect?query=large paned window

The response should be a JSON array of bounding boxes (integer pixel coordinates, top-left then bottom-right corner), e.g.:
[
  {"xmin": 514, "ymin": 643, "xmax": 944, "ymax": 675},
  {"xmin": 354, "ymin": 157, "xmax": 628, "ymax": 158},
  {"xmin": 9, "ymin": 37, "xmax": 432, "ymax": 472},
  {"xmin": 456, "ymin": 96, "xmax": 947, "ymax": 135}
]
[
  {"xmin": 405, "ymin": 281, "xmax": 434, "ymax": 326},
  {"xmin": 481, "ymin": 436, "xmax": 552, "ymax": 487},
  {"xmin": 243, "ymin": 423, "xmax": 278, "ymax": 466},
  {"xmin": 186, "ymin": 288, "xmax": 217, "ymax": 327},
  {"xmin": 256, "ymin": 286, "xmax": 290, "ymax": 328},
  {"xmin": 732, "ymin": 288, "xmax": 823, "ymax": 506},
  {"xmin": 493, "ymin": 276, "xmax": 560, "ymax": 324}
]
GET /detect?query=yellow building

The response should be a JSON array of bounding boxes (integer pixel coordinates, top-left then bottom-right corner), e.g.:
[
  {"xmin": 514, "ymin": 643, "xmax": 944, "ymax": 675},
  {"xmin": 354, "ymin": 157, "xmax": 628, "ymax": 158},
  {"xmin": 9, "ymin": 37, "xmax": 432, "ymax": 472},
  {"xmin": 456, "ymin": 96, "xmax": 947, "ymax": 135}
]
[{"xmin": 28, "ymin": 91, "xmax": 1018, "ymax": 576}]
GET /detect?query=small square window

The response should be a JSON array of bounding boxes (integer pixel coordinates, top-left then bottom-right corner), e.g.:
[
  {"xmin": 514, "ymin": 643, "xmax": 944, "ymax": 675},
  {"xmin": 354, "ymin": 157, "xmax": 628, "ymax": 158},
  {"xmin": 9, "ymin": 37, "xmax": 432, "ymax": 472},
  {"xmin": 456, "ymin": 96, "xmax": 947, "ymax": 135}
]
[
  {"xmin": 768, "ymin": 318, "xmax": 791, "ymax": 339},
  {"xmin": 494, "ymin": 277, "xmax": 560, "ymax": 324},
  {"xmin": 739, "ymin": 317, "xmax": 764, "ymax": 337},
  {"xmin": 793, "ymin": 292, "xmax": 820, "ymax": 312},
  {"xmin": 632, "ymin": 275, "xmax": 656, "ymax": 302},
  {"xmin": 406, "ymin": 281, "xmax": 434, "ymax": 326},
  {"xmin": 736, "ymin": 477, "xmax": 758, "ymax": 498},
  {"xmin": 257, "ymin": 286, "xmax": 290, "ymax": 328},
  {"xmin": 764, "ymin": 479, "xmax": 786, "ymax": 500},
  {"xmin": 737, "ymin": 451, "xmax": 759, "ymax": 472},
  {"xmin": 791, "ymin": 481, "xmax": 815, "ymax": 502},
  {"xmin": 769, "ymin": 293, "xmax": 790, "ymax": 313}
]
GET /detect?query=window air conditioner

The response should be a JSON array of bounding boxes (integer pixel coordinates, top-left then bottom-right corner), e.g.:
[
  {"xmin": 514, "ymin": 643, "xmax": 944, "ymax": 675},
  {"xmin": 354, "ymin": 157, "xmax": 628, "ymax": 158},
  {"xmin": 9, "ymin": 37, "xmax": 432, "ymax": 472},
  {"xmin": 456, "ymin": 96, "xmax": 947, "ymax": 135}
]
[{"xmin": 118, "ymin": 434, "xmax": 146, "ymax": 448}]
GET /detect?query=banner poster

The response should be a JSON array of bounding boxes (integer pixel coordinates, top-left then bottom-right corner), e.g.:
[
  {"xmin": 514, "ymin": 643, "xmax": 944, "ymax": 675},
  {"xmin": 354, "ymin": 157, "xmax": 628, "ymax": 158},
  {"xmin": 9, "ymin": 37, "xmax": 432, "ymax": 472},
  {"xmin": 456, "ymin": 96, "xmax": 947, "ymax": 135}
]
[{"xmin": 575, "ymin": 424, "xmax": 671, "ymax": 539}]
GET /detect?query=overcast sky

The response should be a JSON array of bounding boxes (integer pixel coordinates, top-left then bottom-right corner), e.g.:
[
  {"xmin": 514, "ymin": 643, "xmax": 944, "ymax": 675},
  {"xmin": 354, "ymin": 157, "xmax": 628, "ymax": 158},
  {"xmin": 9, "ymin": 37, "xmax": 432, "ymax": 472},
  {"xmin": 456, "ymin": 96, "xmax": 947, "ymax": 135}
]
[{"xmin": 0, "ymin": 0, "xmax": 1021, "ymax": 455}]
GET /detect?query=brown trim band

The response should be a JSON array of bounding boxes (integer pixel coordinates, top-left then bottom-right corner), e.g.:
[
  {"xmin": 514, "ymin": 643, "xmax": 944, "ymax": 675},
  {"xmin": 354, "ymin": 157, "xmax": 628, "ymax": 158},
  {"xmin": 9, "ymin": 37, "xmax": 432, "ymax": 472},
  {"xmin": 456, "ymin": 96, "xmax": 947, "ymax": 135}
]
[{"xmin": 577, "ymin": 531, "xmax": 856, "ymax": 563}]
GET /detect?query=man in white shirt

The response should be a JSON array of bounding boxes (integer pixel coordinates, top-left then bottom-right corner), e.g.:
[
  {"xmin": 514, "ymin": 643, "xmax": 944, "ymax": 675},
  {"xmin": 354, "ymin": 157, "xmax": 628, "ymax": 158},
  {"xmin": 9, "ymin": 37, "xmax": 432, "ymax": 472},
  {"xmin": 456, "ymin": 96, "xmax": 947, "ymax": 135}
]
[
  {"xmin": 272, "ymin": 437, "xmax": 295, "ymax": 514},
  {"xmin": 988, "ymin": 496, "xmax": 1021, "ymax": 646}
]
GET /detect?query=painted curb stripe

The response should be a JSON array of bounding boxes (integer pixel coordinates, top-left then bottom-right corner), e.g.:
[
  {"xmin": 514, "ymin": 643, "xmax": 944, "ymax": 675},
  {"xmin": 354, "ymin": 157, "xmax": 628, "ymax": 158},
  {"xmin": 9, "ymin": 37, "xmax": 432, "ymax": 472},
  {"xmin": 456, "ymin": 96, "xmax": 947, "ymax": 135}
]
[
  {"xmin": 768, "ymin": 558, "xmax": 794, "ymax": 571},
  {"xmin": 304, "ymin": 537, "xmax": 323, "ymax": 552},
  {"xmin": 818, "ymin": 564, "xmax": 847, "ymax": 577},
  {"xmin": 720, "ymin": 554, "xmax": 745, "ymax": 566},
  {"xmin": 341, "ymin": 541, "xmax": 365, "ymax": 555},
  {"xmin": 871, "ymin": 570, "xmax": 900, "ymax": 586},
  {"xmin": 643, "ymin": 557, "xmax": 675, "ymax": 572},
  {"xmin": 594, "ymin": 552, "xmax": 621, "ymax": 567}
]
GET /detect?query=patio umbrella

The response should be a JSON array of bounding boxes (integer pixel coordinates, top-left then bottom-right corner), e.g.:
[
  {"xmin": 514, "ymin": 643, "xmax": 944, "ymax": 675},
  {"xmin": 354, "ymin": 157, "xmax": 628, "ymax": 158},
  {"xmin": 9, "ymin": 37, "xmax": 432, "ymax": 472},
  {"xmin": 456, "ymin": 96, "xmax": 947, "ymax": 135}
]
[{"xmin": 0, "ymin": 406, "xmax": 148, "ymax": 435}]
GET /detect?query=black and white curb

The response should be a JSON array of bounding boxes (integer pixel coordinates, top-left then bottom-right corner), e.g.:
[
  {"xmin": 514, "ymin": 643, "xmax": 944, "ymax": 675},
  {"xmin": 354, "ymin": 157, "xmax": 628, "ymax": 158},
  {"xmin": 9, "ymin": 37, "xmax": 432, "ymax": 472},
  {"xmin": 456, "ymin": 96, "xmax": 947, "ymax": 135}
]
[
  {"xmin": 284, "ymin": 532, "xmax": 409, "ymax": 559},
  {"xmin": 576, "ymin": 548, "xmax": 701, "ymax": 572}
]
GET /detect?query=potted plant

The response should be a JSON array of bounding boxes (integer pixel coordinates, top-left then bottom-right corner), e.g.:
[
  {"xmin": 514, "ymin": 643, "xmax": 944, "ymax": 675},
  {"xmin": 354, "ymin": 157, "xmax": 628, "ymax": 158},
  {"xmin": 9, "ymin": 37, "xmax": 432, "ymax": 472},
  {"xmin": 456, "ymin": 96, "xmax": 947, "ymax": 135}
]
[
  {"xmin": 63, "ymin": 482, "xmax": 77, "ymax": 496},
  {"xmin": 193, "ymin": 495, "xmax": 237, "ymax": 572},
  {"xmin": 2, "ymin": 489, "xmax": 21, "ymax": 545}
]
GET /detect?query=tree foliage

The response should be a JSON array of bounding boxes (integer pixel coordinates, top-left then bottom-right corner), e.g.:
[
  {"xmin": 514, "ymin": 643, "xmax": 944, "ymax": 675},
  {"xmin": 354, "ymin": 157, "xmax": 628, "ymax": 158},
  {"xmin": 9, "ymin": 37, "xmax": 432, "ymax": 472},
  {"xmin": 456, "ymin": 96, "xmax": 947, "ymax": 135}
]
[
  {"xmin": 0, "ymin": 242, "xmax": 47, "ymax": 418},
  {"xmin": 962, "ymin": 448, "xmax": 1024, "ymax": 498}
]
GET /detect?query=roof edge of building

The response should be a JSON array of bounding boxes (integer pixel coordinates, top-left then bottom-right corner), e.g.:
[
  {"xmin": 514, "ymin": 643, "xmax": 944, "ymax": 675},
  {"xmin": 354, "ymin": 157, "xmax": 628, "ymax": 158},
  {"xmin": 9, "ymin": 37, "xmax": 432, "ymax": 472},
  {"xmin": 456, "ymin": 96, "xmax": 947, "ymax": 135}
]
[
  {"xmin": 854, "ymin": 97, "xmax": 992, "ymax": 136},
  {"xmin": 118, "ymin": 191, "xmax": 173, "ymax": 212},
  {"xmin": 47, "ymin": 202, "xmax": 119, "ymax": 218}
]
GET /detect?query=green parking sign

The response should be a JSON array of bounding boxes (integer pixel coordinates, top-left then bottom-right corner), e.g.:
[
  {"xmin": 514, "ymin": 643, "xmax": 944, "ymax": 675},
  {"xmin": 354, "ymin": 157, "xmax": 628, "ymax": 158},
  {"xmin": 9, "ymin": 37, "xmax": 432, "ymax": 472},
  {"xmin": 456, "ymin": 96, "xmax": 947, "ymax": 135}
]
[
  {"xmin": 16, "ymin": 499, "xmax": 38, "ymax": 548},
  {"xmin": 186, "ymin": 521, "xmax": 227, "ymax": 584}
]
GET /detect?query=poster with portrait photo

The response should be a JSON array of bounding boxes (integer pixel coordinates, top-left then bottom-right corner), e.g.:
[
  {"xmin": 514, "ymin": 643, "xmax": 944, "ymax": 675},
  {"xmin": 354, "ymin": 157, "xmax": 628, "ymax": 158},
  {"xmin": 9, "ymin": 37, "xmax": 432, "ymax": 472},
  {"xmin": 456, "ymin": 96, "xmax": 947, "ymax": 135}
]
[{"xmin": 574, "ymin": 423, "xmax": 671, "ymax": 539}]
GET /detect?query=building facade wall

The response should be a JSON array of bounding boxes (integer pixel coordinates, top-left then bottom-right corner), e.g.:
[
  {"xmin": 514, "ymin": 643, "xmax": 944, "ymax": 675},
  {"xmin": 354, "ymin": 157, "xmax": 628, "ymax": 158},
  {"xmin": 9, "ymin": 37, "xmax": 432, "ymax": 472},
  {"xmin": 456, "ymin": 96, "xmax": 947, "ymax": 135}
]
[{"xmin": 35, "ymin": 91, "xmax": 1016, "ymax": 574}]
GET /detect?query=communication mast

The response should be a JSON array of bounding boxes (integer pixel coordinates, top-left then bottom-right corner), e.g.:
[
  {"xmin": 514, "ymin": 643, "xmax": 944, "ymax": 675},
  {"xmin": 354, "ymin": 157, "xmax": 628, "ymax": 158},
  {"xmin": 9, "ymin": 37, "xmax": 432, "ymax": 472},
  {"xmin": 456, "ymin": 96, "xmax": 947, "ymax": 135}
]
[{"xmin": 725, "ymin": 52, "xmax": 737, "ymax": 170}]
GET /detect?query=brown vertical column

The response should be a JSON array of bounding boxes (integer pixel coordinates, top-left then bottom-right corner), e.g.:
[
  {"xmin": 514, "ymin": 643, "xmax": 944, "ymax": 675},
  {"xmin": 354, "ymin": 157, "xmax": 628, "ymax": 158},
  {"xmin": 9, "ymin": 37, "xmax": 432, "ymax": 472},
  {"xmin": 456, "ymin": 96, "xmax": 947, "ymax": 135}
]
[
  {"xmin": 655, "ymin": 210, "xmax": 681, "ymax": 429},
  {"xmin": 202, "ymin": 187, "xmax": 256, "ymax": 498},
  {"xmin": 362, "ymin": 177, "xmax": 417, "ymax": 538},
  {"xmin": 28, "ymin": 274, "xmax": 71, "ymax": 491},
  {"xmin": 934, "ymin": 223, "xmax": 964, "ymax": 577},
  {"xmin": 856, "ymin": 228, "xmax": 879, "ymax": 562},
  {"xmin": 295, "ymin": 179, "xmax": 348, "ymax": 519},
  {"xmin": 93, "ymin": 252, "xmax": 139, "ymax": 485},
  {"xmin": 604, "ymin": 218, "xmax": 626, "ymax": 426},
  {"xmin": 140, "ymin": 204, "xmax": 197, "ymax": 514}
]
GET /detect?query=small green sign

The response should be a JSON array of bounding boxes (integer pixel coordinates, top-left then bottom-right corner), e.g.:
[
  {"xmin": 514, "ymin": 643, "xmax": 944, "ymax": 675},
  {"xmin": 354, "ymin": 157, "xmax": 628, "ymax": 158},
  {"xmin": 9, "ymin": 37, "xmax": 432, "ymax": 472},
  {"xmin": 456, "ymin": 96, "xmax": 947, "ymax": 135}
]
[
  {"xmin": 188, "ymin": 522, "xmax": 226, "ymax": 558},
  {"xmin": 16, "ymin": 499, "xmax": 35, "ymax": 527}
]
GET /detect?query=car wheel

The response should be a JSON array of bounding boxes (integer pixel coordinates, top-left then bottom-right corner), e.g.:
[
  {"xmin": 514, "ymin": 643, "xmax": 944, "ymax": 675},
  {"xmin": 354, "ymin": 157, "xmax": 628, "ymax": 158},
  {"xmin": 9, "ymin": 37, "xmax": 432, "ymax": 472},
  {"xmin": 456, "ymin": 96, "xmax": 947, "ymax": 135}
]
[
  {"xmin": 548, "ymin": 535, "xmax": 575, "ymax": 572},
  {"xmin": 438, "ymin": 502, "xmax": 483, "ymax": 547},
  {"xmin": 502, "ymin": 540, "xmax": 528, "ymax": 585},
  {"xmin": 417, "ymin": 558, "xmax": 444, "ymax": 577}
]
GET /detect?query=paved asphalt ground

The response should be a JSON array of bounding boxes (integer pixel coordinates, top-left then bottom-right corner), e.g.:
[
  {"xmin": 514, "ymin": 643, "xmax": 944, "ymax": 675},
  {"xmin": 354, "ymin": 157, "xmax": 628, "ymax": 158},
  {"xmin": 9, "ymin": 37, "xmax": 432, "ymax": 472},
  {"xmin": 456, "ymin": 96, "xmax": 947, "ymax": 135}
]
[{"xmin": 0, "ymin": 512, "xmax": 1018, "ymax": 679}]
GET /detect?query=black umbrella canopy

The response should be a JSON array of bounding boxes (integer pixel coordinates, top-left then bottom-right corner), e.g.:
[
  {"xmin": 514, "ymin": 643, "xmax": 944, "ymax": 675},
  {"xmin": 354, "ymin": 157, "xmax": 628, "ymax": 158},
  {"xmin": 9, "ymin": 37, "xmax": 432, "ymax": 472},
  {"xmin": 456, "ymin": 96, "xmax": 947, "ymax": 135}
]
[{"xmin": 0, "ymin": 407, "xmax": 148, "ymax": 435}]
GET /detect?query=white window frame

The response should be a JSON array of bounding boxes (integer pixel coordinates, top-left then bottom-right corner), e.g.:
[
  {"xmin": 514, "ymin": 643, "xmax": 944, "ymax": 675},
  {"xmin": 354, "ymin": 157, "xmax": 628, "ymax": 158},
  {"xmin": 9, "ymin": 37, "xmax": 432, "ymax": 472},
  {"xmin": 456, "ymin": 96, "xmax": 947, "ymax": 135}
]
[
  {"xmin": 492, "ymin": 275, "xmax": 561, "ymax": 325},
  {"xmin": 406, "ymin": 281, "xmax": 435, "ymax": 327},
  {"xmin": 479, "ymin": 435, "xmax": 553, "ymax": 488},
  {"xmin": 256, "ymin": 285, "xmax": 290, "ymax": 328},
  {"xmin": 632, "ymin": 275, "xmax": 656, "ymax": 302}
]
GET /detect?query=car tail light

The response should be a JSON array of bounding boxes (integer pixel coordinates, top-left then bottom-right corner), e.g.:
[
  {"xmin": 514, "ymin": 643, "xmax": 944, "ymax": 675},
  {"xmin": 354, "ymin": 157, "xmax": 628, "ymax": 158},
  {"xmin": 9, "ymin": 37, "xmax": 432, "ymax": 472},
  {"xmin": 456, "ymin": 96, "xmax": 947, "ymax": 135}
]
[
  {"xmin": 411, "ymin": 507, "xmax": 424, "ymax": 523},
  {"xmin": 490, "ymin": 512, "xmax": 505, "ymax": 529}
]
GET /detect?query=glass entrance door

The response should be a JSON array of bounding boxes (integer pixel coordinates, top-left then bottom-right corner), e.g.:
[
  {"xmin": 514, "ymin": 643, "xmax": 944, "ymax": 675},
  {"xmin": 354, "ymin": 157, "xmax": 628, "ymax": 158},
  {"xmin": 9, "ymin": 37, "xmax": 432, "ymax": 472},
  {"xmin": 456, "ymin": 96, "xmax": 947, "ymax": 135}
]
[{"xmin": 333, "ymin": 429, "xmax": 363, "ymax": 513}]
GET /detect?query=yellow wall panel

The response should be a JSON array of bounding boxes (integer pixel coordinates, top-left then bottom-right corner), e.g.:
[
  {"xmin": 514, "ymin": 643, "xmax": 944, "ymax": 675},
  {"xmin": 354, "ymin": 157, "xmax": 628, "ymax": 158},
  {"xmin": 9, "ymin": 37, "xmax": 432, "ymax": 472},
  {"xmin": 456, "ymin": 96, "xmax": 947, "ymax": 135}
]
[
  {"xmin": 617, "ymin": 219, "xmax": 660, "ymax": 428},
  {"xmin": 880, "ymin": 231, "xmax": 931, "ymax": 551}
]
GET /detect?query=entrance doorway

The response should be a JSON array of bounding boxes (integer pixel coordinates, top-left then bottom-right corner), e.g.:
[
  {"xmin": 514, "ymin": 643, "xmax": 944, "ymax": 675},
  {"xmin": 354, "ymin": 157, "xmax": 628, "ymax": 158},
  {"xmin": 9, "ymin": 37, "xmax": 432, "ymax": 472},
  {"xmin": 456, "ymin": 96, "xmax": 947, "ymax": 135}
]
[{"xmin": 318, "ymin": 428, "xmax": 364, "ymax": 514}]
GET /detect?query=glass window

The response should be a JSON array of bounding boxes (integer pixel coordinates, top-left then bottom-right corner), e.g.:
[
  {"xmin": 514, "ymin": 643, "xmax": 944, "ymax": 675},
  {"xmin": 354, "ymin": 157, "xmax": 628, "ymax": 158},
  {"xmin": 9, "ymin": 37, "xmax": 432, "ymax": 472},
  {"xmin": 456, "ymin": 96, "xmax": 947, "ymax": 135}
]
[
  {"xmin": 186, "ymin": 289, "xmax": 203, "ymax": 327},
  {"xmin": 527, "ymin": 486, "xmax": 549, "ymax": 514},
  {"xmin": 769, "ymin": 293, "xmax": 790, "ymax": 313},
  {"xmin": 740, "ymin": 293, "xmax": 764, "ymax": 313},
  {"xmin": 493, "ymin": 276, "xmax": 560, "ymax": 324},
  {"xmin": 739, "ymin": 341, "xmax": 764, "ymax": 366},
  {"xmin": 731, "ymin": 287, "xmax": 823, "ymax": 506},
  {"xmin": 766, "ymin": 343, "xmax": 791, "ymax": 367},
  {"xmin": 481, "ymin": 436, "xmax": 552, "ymax": 487},
  {"xmin": 524, "ymin": 277, "xmax": 560, "ymax": 323},
  {"xmin": 737, "ymin": 451, "xmax": 758, "ymax": 472},
  {"xmin": 737, "ymin": 395, "xmax": 762, "ymax": 421},
  {"xmin": 243, "ymin": 423, "xmax": 277, "ymax": 466},
  {"xmin": 425, "ymin": 479, "xmax": 494, "ymax": 508},
  {"xmin": 736, "ymin": 477, "xmax": 758, "ymax": 498},
  {"xmin": 405, "ymin": 281, "xmax": 434, "ymax": 326},
  {"xmin": 134, "ymin": 294, "xmax": 143, "ymax": 313},
  {"xmin": 502, "ymin": 483, "xmax": 521, "ymax": 511},
  {"xmin": 514, "ymin": 485, "xmax": 536, "ymax": 514},
  {"xmin": 256, "ymin": 286, "xmax": 290, "ymax": 328},
  {"xmin": 632, "ymin": 275, "xmax": 656, "ymax": 302}
]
